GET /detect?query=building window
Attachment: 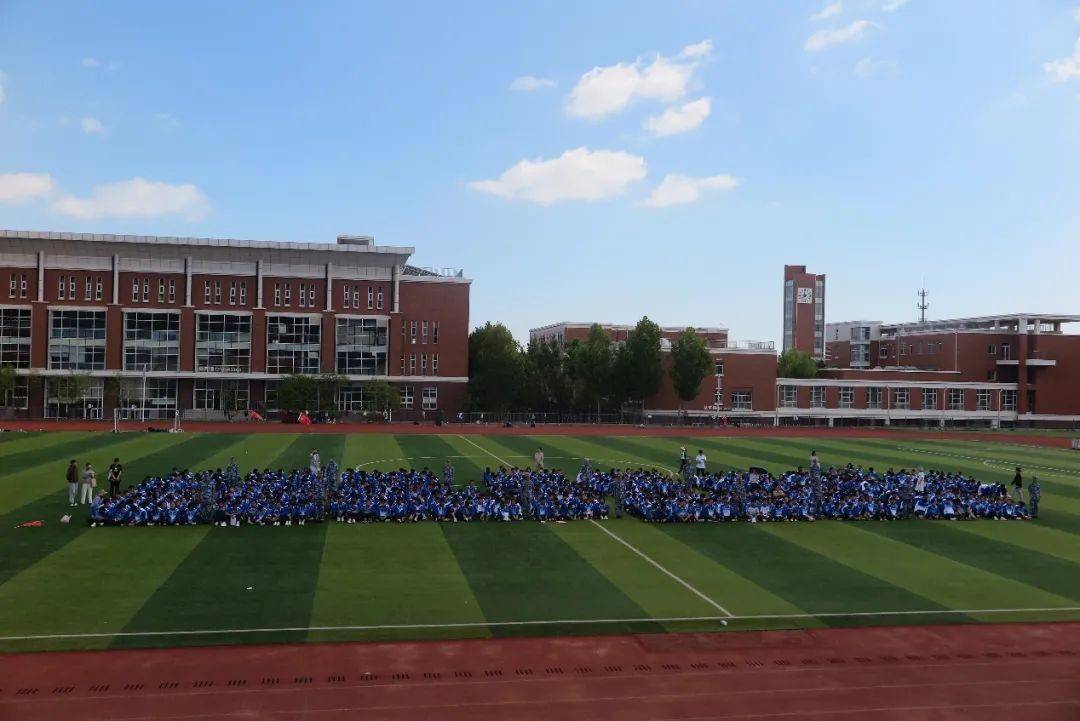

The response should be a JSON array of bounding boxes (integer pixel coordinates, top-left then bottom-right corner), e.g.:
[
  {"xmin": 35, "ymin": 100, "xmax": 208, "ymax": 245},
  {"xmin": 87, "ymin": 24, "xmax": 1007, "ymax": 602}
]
[
  {"xmin": 84, "ymin": 277, "xmax": 93, "ymax": 301},
  {"xmin": 1001, "ymin": 343, "xmax": 1012, "ymax": 360},
  {"xmin": 351, "ymin": 287, "xmax": 359, "ymax": 309},
  {"xmin": 1002, "ymin": 389, "xmax": 1017, "ymax": 411},
  {"xmin": 20, "ymin": 274, "xmax": 28, "ymax": 298},
  {"xmin": 195, "ymin": 313, "xmax": 251, "ymax": 373},
  {"xmin": 867, "ymin": 387, "xmax": 884, "ymax": 409},
  {"xmin": 204, "ymin": 281, "xmax": 211, "ymax": 304},
  {"xmin": 400, "ymin": 355, "xmax": 405, "ymax": 374},
  {"xmin": 335, "ymin": 317, "xmax": 389, "ymax": 375},
  {"xmin": 274, "ymin": 283, "xmax": 282, "ymax": 307},
  {"xmin": 410, "ymin": 321, "xmax": 417, "ymax": 343},
  {"xmin": 59, "ymin": 275, "xmax": 67, "ymax": 300},
  {"xmin": 70, "ymin": 277, "xmax": 77, "ymax": 300},
  {"xmin": 0, "ymin": 308, "xmax": 32, "ymax": 368},
  {"xmin": 142, "ymin": 279, "xmax": 150, "ymax": 303},
  {"xmin": 367, "ymin": 286, "xmax": 374, "ymax": 310},
  {"xmin": 298, "ymin": 283, "xmax": 307, "ymax": 308},
  {"xmin": 987, "ymin": 344, "xmax": 996, "ymax": 356},
  {"xmin": 408, "ymin": 353, "xmax": 417, "ymax": 374},
  {"xmin": 879, "ymin": 346, "xmax": 888, "ymax": 359},
  {"xmin": 779, "ymin": 385, "xmax": 797, "ymax": 408},
  {"xmin": 731, "ymin": 391, "xmax": 752, "ymax": 410},
  {"xmin": 264, "ymin": 379, "xmax": 280, "ymax": 409},
  {"xmin": 420, "ymin": 353, "xmax": 427, "ymax": 374},
  {"xmin": 342, "ymin": 285, "xmax": 350, "ymax": 307},
  {"xmin": 193, "ymin": 379, "xmax": 249, "ymax": 411},
  {"xmin": 239, "ymin": 281, "xmax": 247, "ymax": 306},
  {"xmin": 422, "ymin": 321, "xmax": 429, "ymax": 344},
  {"xmin": 116, "ymin": 378, "xmax": 178, "ymax": 419},
  {"xmin": 283, "ymin": 285, "xmax": 291, "ymax": 306},
  {"xmin": 811, "ymin": 386, "xmax": 826, "ymax": 408},
  {"xmin": 712, "ymin": 359, "xmax": 725, "ymax": 377},
  {"xmin": 893, "ymin": 388, "xmax": 910, "ymax": 409},
  {"xmin": 432, "ymin": 353, "xmax": 439, "ymax": 375},
  {"xmin": 48, "ymin": 310, "xmax": 106, "ymax": 370},
  {"xmin": 213, "ymin": 280, "xmax": 222, "ymax": 304},
  {"xmin": 308, "ymin": 285, "xmax": 315, "ymax": 308},
  {"xmin": 2, "ymin": 376, "xmax": 29, "ymax": 409},
  {"xmin": 124, "ymin": 312, "xmax": 180, "ymax": 371},
  {"xmin": 948, "ymin": 388, "xmax": 965, "ymax": 410},
  {"xmin": 838, "ymin": 386, "xmax": 854, "ymax": 408},
  {"xmin": 376, "ymin": 288, "xmax": 384, "ymax": 310},
  {"xmin": 229, "ymin": 281, "xmax": 237, "ymax": 305},
  {"xmin": 922, "ymin": 388, "xmax": 938, "ymax": 409},
  {"xmin": 155, "ymin": 279, "xmax": 163, "ymax": 303},
  {"xmin": 267, "ymin": 315, "xmax": 321, "ymax": 374},
  {"xmin": 400, "ymin": 385, "xmax": 414, "ymax": 409},
  {"xmin": 422, "ymin": 386, "xmax": 438, "ymax": 410},
  {"xmin": 95, "ymin": 277, "xmax": 103, "ymax": 301},
  {"xmin": 45, "ymin": 377, "xmax": 104, "ymax": 419},
  {"xmin": 7, "ymin": 274, "xmax": 14, "ymax": 298},
  {"xmin": 976, "ymin": 389, "xmax": 992, "ymax": 411},
  {"xmin": 433, "ymin": 321, "xmax": 439, "ymax": 344}
]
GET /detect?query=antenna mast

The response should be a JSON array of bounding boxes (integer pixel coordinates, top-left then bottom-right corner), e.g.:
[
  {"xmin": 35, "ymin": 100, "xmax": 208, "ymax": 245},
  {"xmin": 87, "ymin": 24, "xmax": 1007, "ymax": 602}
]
[{"xmin": 917, "ymin": 287, "xmax": 929, "ymax": 323}]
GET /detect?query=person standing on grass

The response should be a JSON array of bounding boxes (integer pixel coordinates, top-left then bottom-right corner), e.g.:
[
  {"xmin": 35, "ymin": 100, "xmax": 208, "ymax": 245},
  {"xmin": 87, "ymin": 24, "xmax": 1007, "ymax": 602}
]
[
  {"xmin": 310, "ymin": 448, "xmax": 321, "ymax": 476},
  {"xmin": 107, "ymin": 457, "xmax": 123, "ymax": 497},
  {"xmin": 695, "ymin": 449, "xmax": 707, "ymax": 478},
  {"xmin": 66, "ymin": 459, "xmax": 79, "ymax": 506},
  {"xmin": 533, "ymin": 447, "xmax": 544, "ymax": 470},
  {"xmin": 678, "ymin": 446, "xmax": 688, "ymax": 475},
  {"xmin": 1012, "ymin": 466, "xmax": 1024, "ymax": 503},
  {"xmin": 443, "ymin": 460, "xmax": 455, "ymax": 486},
  {"xmin": 1029, "ymin": 475, "xmax": 1041, "ymax": 518},
  {"xmin": 79, "ymin": 462, "xmax": 97, "ymax": 505}
]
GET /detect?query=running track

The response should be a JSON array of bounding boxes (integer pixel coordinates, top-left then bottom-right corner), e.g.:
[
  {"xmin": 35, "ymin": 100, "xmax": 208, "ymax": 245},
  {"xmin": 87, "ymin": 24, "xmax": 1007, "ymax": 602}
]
[{"xmin": 2, "ymin": 623, "xmax": 1077, "ymax": 720}]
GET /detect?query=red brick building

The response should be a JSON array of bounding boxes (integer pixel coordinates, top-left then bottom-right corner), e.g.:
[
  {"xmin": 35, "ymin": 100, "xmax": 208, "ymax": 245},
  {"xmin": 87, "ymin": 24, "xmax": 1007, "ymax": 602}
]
[
  {"xmin": 528, "ymin": 322, "xmax": 779, "ymax": 415},
  {"xmin": 0, "ymin": 230, "xmax": 469, "ymax": 419},
  {"xmin": 782, "ymin": 264, "xmax": 825, "ymax": 361}
]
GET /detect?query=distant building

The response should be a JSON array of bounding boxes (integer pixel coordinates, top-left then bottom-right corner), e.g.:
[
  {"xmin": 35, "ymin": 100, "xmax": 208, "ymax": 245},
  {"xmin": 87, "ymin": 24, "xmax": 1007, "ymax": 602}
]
[
  {"xmin": 782, "ymin": 265, "xmax": 825, "ymax": 360},
  {"xmin": 0, "ymin": 230, "xmax": 469, "ymax": 420},
  {"xmin": 825, "ymin": 321, "xmax": 882, "ymax": 368}
]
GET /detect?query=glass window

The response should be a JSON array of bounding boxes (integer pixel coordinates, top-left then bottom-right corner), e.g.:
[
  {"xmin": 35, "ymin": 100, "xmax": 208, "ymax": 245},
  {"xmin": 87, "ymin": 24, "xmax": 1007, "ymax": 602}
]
[
  {"xmin": 922, "ymin": 388, "xmax": 938, "ymax": 409},
  {"xmin": 422, "ymin": 321, "xmax": 429, "ymax": 344},
  {"xmin": 335, "ymin": 317, "xmax": 389, "ymax": 375},
  {"xmin": 1001, "ymin": 389, "xmax": 1017, "ymax": 411},
  {"xmin": 948, "ymin": 388, "xmax": 965, "ymax": 410},
  {"xmin": 976, "ymin": 389, "xmax": 992, "ymax": 411},
  {"xmin": 0, "ymin": 308, "xmax": 32, "ymax": 368},
  {"xmin": 893, "ymin": 388, "xmax": 909, "ymax": 409},
  {"xmin": 352, "ymin": 287, "xmax": 359, "ymax": 309},
  {"xmin": 298, "ymin": 283, "xmax": 307, "ymax": 308},
  {"xmin": 422, "ymin": 386, "xmax": 437, "ymax": 410},
  {"xmin": 400, "ymin": 385, "xmax": 414, "ymax": 409},
  {"xmin": 117, "ymin": 378, "xmax": 178, "ymax": 419},
  {"xmin": 239, "ymin": 281, "xmax": 247, "ymax": 305},
  {"xmin": 213, "ymin": 280, "xmax": 222, "ymax": 305},
  {"xmin": 283, "ymin": 285, "xmax": 291, "ymax": 306},
  {"xmin": 193, "ymin": 379, "xmax": 249, "ymax": 411},
  {"xmin": 420, "ymin": 353, "xmax": 427, "ymax": 374},
  {"xmin": 204, "ymin": 281, "xmax": 211, "ymax": 304},
  {"xmin": 20, "ymin": 274, "xmax": 28, "ymax": 298},
  {"xmin": 142, "ymin": 279, "xmax": 149, "ymax": 303},
  {"xmin": 168, "ymin": 280, "xmax": 176, "ymax": 303},
  {"xmin": 376, "ymin": 288, "xmax": 383, "ymax": 310},
  {"xmin": 867, "ymin": 387, "xmax": 884, "ymax": 409},
  {"xmin": 124, "ymin": 312, "xmax": 180, "ymax": 371},
  {"xmin": 45, "ymin": 377, "xmax": 104, "ymax": 419},
  {"xmin": 58, "ymin": 275, "xmax": 67, "ymax": 300},
  {"xmin": 229, "ymin": 281, "xmax": 237, "ymax": 305},
  {"xmin": 367, "ymin": 286, "xmax": 374, "ymax": 309},
  {"xmin": 157, "ymin": 280, "xmax": 165, "ymax": 303},
  {"xmin": 195, "ymin": 313, "xmax": 251, "ymax": 373},
  {"xmin": 779, "ymin": 385, "xmax": 797, "ymax": 408},
  {"xmin": 2, "ymin": 376, "xmax": 28, "ymax": 409},
  {"xmin": 267, "ymin": 315, "xmax": 321, "ymax": 374},
  {"xmin": 433, "ymin": 321, "xmax": 439, "ymax": 344},
  {"xmin": 84, "ymin": 277, "xmax": 92, "ymax": 300},
  {"xmin": 274, "ymin": 283, "xmax": 282, "ymax": 307},
  {"xmin": 7, "ymin": 274, "xmax": 14, "ymax": 298},
  {"xmin": 731, "ymin": 391, "xmax": 752, "ymax": 410},
  {"xmin": 838, "ymin": 386, "xmax": 854, "ymax": 408},
  {"xmin": 48, "ymin": 310, "xmax": 106, "ymax": 370},
  {"xmin": 811, "ymin": 386, "xmax": 826, "ymax": 408},
  {"xmin": 308, "ymin": 285, "xmax": 315, "ymax": 308},
  {"xmin": 715, "ymin": 360, "xmax": 724, "ymax": 376},
  {"xmin": 432, "ymin": 353, "xmax": 439, "ymax": 374}
]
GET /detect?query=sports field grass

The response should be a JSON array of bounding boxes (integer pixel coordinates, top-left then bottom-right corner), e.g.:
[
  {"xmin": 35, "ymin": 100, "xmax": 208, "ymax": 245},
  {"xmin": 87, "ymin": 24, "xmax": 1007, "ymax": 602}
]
[{"xmin": 1, "ymin": 430, "xmax": 1079, "ymax": 654}]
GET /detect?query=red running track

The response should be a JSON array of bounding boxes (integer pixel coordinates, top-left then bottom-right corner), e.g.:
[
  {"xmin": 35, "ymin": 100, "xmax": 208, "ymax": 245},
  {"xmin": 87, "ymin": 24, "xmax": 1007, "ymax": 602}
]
[
  {"xmin": 2, "ymin": 623, "xmax": 1078, "ymax": 720},
  {"xmin": 0, "ymin": 418, "xmax": 1074, "ymax": 448}
]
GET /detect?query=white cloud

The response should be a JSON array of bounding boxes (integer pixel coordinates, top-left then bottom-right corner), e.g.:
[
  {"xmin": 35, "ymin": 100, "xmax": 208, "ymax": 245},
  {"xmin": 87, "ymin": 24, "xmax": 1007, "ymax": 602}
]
[
  {"xmin": 81, "ymin": 116, "xmax": 106, "ymax": 135},
  {"xmin": 510, "ymin": 75, "xmax": 556, "ymax": 91},
  {"xmin": 469, "ymin": 147, "xmax": 646, "ymax": 205},
  {"xmin": 52, "ymin": 178, "xmax": 210, "ymax": 219},
  {"xmin": 644, "ymin": 97, "xmax": 711, "ymax": 136},
  {"xmin": 812, "ymin": 1, "xmax": 842, "ymax": 21},
  {"xmin": 1044, "ymin": 35, "xmax": 1080, "ymax": 82},
  {"xmin": 82, "ymin": 57, "xmax": 101, "ymax": 68},
  {"xmin": 805, "ymin": 20, "xmax": 875, "ymax": 52},
  {"xmin": 0, "ymin": 173, "xmax": 55, "ymax": 203},
  {"xmin": 643, "ymin": 173, "xmax": 740, "ymax": 208},
  {"xmin": 566, "ymin": 41, "xmax": 710, "ymax": 119},
  {"xmin": 854, "ymin": 56, "xmax": 898, "ymax": 77},
  {"xmin": 679, "ymin": 39, "xmax": 713, "ymax": 59},
  {"xmin": 881, "ymin": 0, "xmax": 909, "ymax": 12}
]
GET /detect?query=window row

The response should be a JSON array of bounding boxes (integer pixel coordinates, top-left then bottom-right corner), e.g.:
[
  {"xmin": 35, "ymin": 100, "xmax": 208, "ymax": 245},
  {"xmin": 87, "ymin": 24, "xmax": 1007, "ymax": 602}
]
[
  {"xmin": 0, "ymin": 308, "xmax": 32, "ymax": 368},
  {"xmin": 58, "ymin": 274, "xmax": 104, "ymax": 302},
  {"xmin": 131, "ymin": 277, "xmax": 180, "ymax": 304},
  {"xmin": 7, "ymin": 272, "xmax": 29, "ymax": 299},
  {"xmin": 402, "ymin": 319, "xmax": 440, "ymax": 344},
  {"xmin": 202, "ymin": 279, "xmax": 248, "ymax": 306},
  {"xmin": 272, "ymin": 282, "xmax": 316, "ymax": 309},
  {"xmin": 783, "ymin": 386, "xmax": 1016, "ymax": 412},
  {"xmin": 399, "ymin": 353, "xmax": 440, "ymax": 376},
  {"xmin": 341, "ymin": 284, "xmax": 384, "ymax": 311}
]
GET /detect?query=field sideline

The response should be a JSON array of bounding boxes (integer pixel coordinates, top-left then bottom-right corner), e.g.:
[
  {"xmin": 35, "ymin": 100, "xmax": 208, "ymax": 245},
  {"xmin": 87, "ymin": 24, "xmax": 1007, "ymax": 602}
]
[{"xmin": 1, "ymin": 429, "xmax": 1079, "ymax": 654}]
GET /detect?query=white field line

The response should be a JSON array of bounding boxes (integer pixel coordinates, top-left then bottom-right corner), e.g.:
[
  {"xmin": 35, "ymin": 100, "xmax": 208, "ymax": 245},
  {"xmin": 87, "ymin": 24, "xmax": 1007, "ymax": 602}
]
[
  {"xmin": 456, "ymin": 434, "xmax": 733, "ymax": 617},
  {"xmin": 898, "ymin": 446, "xmax": 1080, "ymax": 477},
  {"xmin": 3, "ymin": 606, "xmax": 1080, "ymax": 642}
]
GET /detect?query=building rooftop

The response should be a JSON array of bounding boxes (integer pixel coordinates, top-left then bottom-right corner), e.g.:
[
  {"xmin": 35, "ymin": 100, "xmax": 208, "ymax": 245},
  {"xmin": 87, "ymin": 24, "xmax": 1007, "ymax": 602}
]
[
  {"xmin": 0, "ymin": 229, "xmax": 415, "ymax": 256},
  {"xmin": 882, "ymin": 314, "xmax": 1080, "ymax": 335},
  {"xmin": 530, "ymin": 321, "xmax": 729, "ymax": 334}
]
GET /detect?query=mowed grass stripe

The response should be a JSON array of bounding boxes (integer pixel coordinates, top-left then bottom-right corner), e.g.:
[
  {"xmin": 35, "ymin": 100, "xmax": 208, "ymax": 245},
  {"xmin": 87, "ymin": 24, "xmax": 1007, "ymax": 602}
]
[
  {"xmin": 757, "ymin": 522, "xmax": 1065, "ymax": 617},
  {"xmin": 0, "ymin": 433, "xmax": 234, "ymax": 588},
  {"xmin": 948, "ymin": 520, "xmax": 1080, "ymax": 566},
  {"xmin": 0, "ymin": 432, "xmax": 134, "ymax": 479},
  {"xmin": 111, "ymin": 434, "xmax": 346, "ymax": 649},
  {"xmin": 440, "ymin": 521, "xmax": 661, "ymax": 637},
  {"xmin": 860, "ymin": 522, "xmax": 1080, "ymax": 603},
  {"xmin": 341, "ymin": 433, "xmax": 403, "ymax": 468},
  {"xmin": 0, "ymin": 431, "xmax": 80, "ymax": 455},
  {"xmin": 903, "ymin": 439, "xmax": 1080, "ymax": 474}
]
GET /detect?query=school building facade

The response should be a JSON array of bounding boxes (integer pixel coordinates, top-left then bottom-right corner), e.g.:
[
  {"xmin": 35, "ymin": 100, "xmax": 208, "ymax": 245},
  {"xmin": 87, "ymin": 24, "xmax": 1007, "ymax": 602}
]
[{"xmin": 0, "ymin": 229, "xmax": 470, "ymax": 420}]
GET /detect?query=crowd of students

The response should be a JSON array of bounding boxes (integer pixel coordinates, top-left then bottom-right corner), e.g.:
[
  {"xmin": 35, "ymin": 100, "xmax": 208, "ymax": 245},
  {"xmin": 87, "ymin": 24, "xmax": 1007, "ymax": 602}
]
[{"xmin": 82, "ymin": 447, "xmax": 1040, "ymax": 527}]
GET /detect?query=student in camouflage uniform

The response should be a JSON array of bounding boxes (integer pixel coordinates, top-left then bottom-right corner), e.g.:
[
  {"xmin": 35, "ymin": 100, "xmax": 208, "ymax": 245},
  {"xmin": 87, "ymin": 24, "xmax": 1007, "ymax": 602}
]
[{"xmin": 1029, "ymin": 475, "xmax": 1041, "ymax": 519}]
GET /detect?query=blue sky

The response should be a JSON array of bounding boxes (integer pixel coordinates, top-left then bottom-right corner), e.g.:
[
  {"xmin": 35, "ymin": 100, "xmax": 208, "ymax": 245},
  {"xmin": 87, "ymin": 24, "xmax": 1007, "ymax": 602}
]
[{"xmin": 1, "ymin": 1, "xmax": 1078, "ymax": 344}]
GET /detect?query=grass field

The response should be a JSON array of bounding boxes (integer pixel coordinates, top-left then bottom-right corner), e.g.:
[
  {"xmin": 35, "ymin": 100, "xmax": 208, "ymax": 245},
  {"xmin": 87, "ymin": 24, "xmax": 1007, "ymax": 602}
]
[{"xmin": 1, "ymin": 430, "xmax": 1079, "ymax": 654}]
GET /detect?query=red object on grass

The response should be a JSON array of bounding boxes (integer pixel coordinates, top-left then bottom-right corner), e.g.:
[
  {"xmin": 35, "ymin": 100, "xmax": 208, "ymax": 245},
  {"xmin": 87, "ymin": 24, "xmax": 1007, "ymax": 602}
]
[
  {"xmin": 297, "ymin": 412, "xmax": 312, "ymax": 426},
  {"xmin": 248, "ymin": 410, "xmax": 264, "ymax": 422},
  {"xmin": 17, "ymin": 520, "xmax": 44, "ymax": 528}
]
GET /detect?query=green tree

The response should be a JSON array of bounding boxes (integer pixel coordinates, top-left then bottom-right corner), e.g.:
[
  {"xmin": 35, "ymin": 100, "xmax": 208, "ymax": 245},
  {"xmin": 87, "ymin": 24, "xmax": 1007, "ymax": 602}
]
[
  {"xmin": 466, "ymin": 322, "xmax": 524, "ymax": 412},
  {"xmin": 521, "ymin": 339, "xmax": 572, "ymax": 412},
  {"xmin": 0, "ymin": 364, "xmax": 17, "ymax": 407},
  {"xmin": 361, "ymin": 380, "xmax": 402, "ymax": 413},
  {"xmin": 616, "ymin": 316, "xmax": 665, "ymax": 403},
  {"xmin": 276, "ymin": 374, "xmax": 319, "ymax": 413},
  {"xmin": 777, "ymin": 348, "xmax": 818, "ymax": 378},
  {"xmin": 570, "ymin": 324, "xmax": 615, "ymax": 412},
  {"xmin": 669, "ymin": 328, "xmax": 713, "ymax": 406},
  {"xmin": 316, "ymin": 373, "xmax": 346, "ymax": 412}
]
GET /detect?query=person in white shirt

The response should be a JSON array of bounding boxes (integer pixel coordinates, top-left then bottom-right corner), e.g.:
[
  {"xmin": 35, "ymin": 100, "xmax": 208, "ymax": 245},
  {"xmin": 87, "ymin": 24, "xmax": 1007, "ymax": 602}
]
[
  {"xmin": 79, "ymin": 463, "xmax": 97, "ymax": 505},
  {"xmin": 533, "ymin": 447, "xmax": 545, "ymax": 470},
  {"xmin": 694, "ymin": 450, "xmax": 707, "ymax": 477}
]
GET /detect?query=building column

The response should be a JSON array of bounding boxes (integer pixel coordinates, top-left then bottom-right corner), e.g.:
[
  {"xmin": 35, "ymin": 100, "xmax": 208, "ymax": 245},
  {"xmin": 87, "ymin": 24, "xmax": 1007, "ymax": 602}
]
[
  {"xmin": 392, "ymin": 264, "xmax": 400, "ymax": 313},
  {"xmin": 325, "ymin": 262, "xmax": 333, "ymax": 312},
  {"xmin": 255, "ymin": 259, "xmax": 264, "ymax": 308},
  {"xmin": 184, "ymin": 257, "xmax": 193, "ymax": 307},
  {"xmin": 1017, "ymin": 315, "xmax": 1029, "ymax": 414},
  {"xmin": 36, "ymin": 251, "xmax": 45, "ymax": 302},
  {"xmin": 111, "ymin": 254, "xmax": 120, "ymax": 305}
]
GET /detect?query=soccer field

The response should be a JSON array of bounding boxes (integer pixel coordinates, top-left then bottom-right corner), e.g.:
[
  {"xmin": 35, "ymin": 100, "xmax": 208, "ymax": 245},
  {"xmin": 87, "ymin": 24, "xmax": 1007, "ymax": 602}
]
[{"xmin": 1, "ymin": 430, "xmax": 1079, "ymax": 654}]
